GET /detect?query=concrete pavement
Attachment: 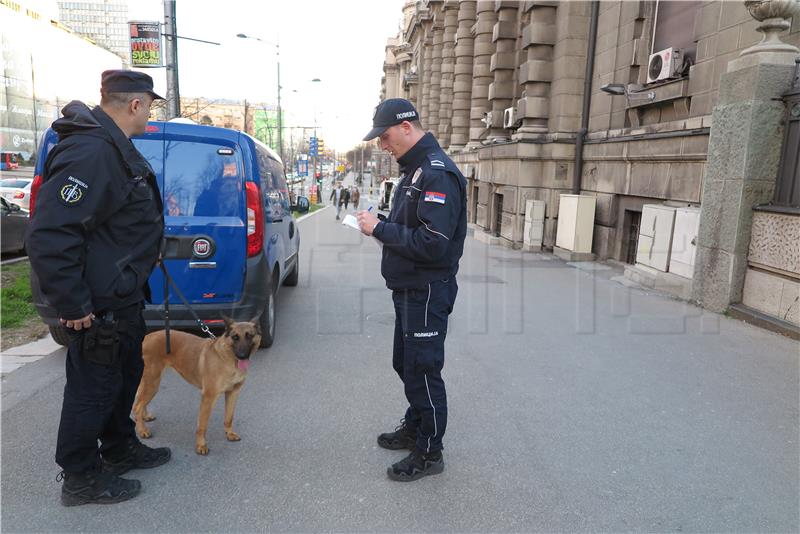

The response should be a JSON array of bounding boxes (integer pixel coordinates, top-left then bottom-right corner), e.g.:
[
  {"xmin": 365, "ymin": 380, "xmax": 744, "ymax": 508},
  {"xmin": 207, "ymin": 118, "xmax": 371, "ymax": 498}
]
[{"xmin": 1, "ymin": 199, "xmax": 798, "ymax": 532}]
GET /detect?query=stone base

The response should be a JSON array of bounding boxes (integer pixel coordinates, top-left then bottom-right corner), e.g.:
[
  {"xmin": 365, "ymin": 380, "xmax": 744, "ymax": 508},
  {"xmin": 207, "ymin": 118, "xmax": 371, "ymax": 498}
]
[
  {"xmin": 553, "ymin": 246, "xmax": 595, "ymax": 262},
  {"xmin": 728, "ymin": 303, "xmax": 800, "ymax": 341},
  {"xmin": 473, "ymin": 230, "xmax": 502, "ymax": 246},
  {"xmin": 624, "ymin": 263, "xmax": 694, "ymax": 300},
  {"xmin": 522, "ymin": 243, "xmax": 543, "ymax": 252}
]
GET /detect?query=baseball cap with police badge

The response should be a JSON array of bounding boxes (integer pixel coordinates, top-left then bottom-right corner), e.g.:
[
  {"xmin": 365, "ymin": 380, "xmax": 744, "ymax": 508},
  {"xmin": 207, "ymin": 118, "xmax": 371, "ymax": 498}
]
[
  {"xmin": 101, "ymin": 69, "xmax": 164, "ymax": 100},
  {"xmin": 363, "ymin": 98, "xmax": 419, "ymax": 141}
]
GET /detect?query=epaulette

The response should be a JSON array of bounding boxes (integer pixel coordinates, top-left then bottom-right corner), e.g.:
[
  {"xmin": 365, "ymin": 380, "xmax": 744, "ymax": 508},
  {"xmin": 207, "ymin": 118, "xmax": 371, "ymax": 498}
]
[{"xmin": 427, "ymin": 152, "xmax": 447, "ymax": 169}]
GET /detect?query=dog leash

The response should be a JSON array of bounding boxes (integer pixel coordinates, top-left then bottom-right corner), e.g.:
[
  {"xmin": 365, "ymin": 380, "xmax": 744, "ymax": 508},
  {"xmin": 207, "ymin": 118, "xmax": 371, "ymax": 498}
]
[{"xmin": 158, "ymin": 261, "xmax": 217, "ymax": 354}]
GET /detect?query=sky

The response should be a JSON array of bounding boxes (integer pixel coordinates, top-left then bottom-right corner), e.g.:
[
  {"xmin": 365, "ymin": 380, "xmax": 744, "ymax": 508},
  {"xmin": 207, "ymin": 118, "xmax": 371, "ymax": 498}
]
[{"xmin": 128, "ymin": 0, "xmax": 406, "ymax": 151}]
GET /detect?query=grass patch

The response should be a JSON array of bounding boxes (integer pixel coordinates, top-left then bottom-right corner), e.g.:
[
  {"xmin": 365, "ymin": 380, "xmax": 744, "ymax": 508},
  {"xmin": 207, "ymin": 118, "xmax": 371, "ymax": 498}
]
[{"xmin": 1, "ymin": 261, "xmax": 38, "ymax": 328}]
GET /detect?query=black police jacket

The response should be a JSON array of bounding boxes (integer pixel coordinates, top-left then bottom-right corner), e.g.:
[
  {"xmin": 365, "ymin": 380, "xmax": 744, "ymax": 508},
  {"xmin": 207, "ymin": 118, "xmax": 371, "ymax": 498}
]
[
  {"xmin": 372, "ymin": 132, "xmax": 467, "ymax": 290},
  {"xmin": 27, "ymin": 101, "xmax": 164, "ymax": 320}
]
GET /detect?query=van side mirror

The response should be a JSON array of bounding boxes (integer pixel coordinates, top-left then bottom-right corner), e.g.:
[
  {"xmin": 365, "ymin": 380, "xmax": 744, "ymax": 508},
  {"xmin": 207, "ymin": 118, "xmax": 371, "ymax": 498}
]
[{"xmin": 292, "ymin": 196, "xmax": 310, "ymax": 214}]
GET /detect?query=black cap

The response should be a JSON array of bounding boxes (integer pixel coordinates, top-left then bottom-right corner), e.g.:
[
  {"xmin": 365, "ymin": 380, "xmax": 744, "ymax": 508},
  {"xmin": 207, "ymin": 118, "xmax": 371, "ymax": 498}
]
[
  {"xmin": 363, "ymin": 98, "xmax": 419, "ymax": 141},
  {"xmin": 101, "ymin": 69, "xmax": 164, "ymax": 100}
]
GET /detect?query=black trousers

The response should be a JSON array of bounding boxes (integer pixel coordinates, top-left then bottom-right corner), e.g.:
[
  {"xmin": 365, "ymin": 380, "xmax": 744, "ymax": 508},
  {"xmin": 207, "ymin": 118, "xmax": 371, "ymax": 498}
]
[
  {"xmin": 55, "ymin": 306, "xmax": 146, "ymax": 473},
  {"xmin": 391, "ymin": 278, "xmax": 457, "ymax": 453}
]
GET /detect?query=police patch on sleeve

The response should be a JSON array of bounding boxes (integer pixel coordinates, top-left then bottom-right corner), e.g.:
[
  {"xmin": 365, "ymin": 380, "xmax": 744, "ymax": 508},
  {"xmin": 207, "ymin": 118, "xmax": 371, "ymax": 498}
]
[{"xmin": 59, "ymin": 176, "xmax": 89, "ymax": 206}]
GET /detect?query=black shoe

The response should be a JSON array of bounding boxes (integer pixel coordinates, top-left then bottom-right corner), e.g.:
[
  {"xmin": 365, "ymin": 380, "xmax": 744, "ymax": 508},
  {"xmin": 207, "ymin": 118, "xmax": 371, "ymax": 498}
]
[
  {"xmin": 58, "ymin": 469, "xmax": 141, "ymax": 506},
  {"xmin": 387, "ymin": 449, "xmax": 444, "ymax": 482},
  {"xmin": 377, "ymin": 419, "xmax": 417, "ymax": 450},
  {"xmin": 102, "ymin": 439, "xmax": 171, "ymax": 476}
]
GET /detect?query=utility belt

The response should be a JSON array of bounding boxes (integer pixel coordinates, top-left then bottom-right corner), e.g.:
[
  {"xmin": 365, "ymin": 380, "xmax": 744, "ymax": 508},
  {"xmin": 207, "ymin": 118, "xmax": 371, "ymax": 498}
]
[{"xmin": 81, "ymin": 302, "xmax": 142, "ymax": 365}]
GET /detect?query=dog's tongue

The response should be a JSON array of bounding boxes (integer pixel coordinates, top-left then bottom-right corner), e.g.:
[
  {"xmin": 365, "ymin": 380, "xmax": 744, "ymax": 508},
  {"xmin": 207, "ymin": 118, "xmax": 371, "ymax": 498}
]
[{"xmin": 237, "ymin": 359, "xmax": 250, "ymax": 372}]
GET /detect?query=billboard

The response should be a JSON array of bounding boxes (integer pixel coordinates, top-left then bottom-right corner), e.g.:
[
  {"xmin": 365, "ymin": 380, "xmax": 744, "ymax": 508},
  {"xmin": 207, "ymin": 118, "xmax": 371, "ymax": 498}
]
[
  {"xmin": 254, "ymin": 108, "xmax": 280, "ymax": 152},
  {"xmin": 129, "ymin": 21, "xmax": 162, "ymax": 68}
]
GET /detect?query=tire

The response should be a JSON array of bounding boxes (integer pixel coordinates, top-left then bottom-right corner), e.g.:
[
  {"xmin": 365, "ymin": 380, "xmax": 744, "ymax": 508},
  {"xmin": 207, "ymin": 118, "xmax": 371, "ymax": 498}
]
[
  {"xmin": 259, "ymin": 280, "xmax": 276, "ymax": 348},
  {"xmin": 283, "ymin": 254, "xmax": 299, "ymax": 287},
  {"xmin": 49, "ymin": 325, "xmax": 71, "ymax": 347}
]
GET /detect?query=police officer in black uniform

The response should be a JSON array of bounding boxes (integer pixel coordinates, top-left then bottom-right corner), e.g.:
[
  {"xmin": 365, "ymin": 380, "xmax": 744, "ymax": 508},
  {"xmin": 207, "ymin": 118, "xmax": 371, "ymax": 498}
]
[
  {"xmin": 27, "ymin": 70, "xmax": 171, "ymax": 506},
  {"xmin": 357, "ymin": 99, "xmax": 467, "ymax": 482}
]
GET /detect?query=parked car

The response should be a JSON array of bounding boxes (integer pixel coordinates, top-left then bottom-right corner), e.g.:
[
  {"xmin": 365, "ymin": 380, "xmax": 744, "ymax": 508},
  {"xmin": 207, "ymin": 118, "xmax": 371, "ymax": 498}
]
[
  {"xmin": 31, "ymin": 121, "xmax": 308, "ymax": 348},
  {"xmin": 0, "ymin": 197, "xmax": 28, "ymax": 253},
  {"xmin": 0, "ymin": 178, "xmax": 33, "ymax": 211},
  {"xmin": 377, "ymin": 177, "xmax": 400, "ymax": 211},
  {"xmin": 0, "ymin": 152, "xmax": 20, "ymax": 170}
]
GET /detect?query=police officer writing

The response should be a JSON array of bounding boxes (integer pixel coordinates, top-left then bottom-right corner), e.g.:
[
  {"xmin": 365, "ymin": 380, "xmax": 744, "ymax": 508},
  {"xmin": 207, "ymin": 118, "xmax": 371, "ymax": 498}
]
[
  {"xmin": 356, "ymin": 99, "xmax": 467, "ymax": 482},
  {"xmin": 27, "ymin": 70, "xmax": 170, "ymax": 506}
]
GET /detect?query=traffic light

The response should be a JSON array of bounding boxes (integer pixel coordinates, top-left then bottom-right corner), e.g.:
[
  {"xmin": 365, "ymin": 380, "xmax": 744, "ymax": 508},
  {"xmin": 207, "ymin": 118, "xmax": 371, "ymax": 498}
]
[{"xmin": 317, "ymin": 138, "xmax": 325, "ymax": 154}]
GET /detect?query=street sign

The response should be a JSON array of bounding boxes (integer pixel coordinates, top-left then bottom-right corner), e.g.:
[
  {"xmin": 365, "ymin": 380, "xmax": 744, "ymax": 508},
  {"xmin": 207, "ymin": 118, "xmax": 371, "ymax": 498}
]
[{"xmin": 296, "ymin": 158, "xmax": 308, "ymax": 176}]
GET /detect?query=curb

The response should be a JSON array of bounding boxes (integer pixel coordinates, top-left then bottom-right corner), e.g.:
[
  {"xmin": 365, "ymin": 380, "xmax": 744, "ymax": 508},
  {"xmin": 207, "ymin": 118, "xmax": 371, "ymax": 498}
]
[
  {"xmin": 0, "ymin": 335, "xmax": 64, "ymax": 375},
  {"xmin": 296, "ymin": 204, "xmax": 331, "ymax": 223}
]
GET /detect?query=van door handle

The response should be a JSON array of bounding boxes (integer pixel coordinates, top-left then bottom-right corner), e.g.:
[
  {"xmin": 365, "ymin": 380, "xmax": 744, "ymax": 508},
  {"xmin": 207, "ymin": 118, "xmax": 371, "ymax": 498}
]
[
  {"xmin": 189, "ymin": 262, "xmax": 216, "ymax": 269},
  {"xmin": 272, "ymin": 218, "xmax": 283, "ymax": 222}
]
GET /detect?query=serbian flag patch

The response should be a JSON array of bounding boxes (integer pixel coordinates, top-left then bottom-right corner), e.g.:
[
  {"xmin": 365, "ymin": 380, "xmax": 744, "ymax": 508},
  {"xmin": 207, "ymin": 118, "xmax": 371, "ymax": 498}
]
[{"xmin": 424, "ymin": 191, "xmax": 446, "ymax": 204}]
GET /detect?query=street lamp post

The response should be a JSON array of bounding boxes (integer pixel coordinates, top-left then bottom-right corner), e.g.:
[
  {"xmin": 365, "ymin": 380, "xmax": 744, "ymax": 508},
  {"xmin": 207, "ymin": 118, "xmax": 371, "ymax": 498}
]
[{"xmin": 236, "ymin": 33, "xmax": 282, "ymax": 164}]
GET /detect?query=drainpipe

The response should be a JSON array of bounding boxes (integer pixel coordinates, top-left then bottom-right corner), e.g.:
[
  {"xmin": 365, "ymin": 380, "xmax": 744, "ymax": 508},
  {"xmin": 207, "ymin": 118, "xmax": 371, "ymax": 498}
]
[{"xmin": 572, "ymin": 0, "xmax": 600, "ymax": 195}]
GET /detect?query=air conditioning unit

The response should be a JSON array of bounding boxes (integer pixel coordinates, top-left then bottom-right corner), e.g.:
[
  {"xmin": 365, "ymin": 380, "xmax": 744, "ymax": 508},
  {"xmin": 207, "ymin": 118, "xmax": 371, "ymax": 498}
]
[
  {"xmin": 503, "ymin": 107, "xmax": 519, "ymax": 129},
  {"xmin": 647, "ymin": 47, "xmax": 682, "ymax": 83}
]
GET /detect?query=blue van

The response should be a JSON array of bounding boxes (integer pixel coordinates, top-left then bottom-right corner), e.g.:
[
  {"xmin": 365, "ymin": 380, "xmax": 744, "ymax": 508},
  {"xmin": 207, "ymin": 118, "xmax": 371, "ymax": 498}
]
[{"xmin": 31, "ymin": 120, "xmax": 306, "ymax": 348}]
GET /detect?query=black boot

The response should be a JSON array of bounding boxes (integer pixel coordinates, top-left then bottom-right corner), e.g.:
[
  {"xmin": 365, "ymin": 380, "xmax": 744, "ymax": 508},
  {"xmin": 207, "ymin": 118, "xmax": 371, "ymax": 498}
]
[
  {"xmin": 377, "ymin": 419, "xmax": 416, "ymax": 450},
  {"xmin": 59, "ymin": 468, "xmax": 141, "ymax": 506},
  {"xmin": 387, "ymin": 448, "xmax": 444, "ymax": 482},
  {"xmin": 102, "ymin": 438, "xmax": 171, "ymax": 476}
]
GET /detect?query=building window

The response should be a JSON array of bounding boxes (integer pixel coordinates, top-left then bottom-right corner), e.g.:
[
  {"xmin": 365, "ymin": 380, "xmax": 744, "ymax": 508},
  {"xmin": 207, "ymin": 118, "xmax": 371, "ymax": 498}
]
[{"xmin": 651, "ymin": 0, "xmax": 701, "ymax": 62}]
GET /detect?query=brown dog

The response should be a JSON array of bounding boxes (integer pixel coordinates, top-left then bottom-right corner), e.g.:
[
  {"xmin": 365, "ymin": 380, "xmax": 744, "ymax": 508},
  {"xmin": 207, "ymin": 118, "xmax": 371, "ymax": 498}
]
[{"xmin": 133, "ymin": 317, "xmax": 261, "ymax": 455}]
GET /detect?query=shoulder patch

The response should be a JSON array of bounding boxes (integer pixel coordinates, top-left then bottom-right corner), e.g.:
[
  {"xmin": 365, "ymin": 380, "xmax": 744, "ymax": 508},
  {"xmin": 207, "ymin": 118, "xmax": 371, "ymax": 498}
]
[
  {"xmin": 411, "ymin": 168, "xmax": 423, "ymax": 185},
  {"xmin": 424, "ymin": 191, "xmax": 446, "ymax": 204},
  {"xmin": 59, "ymin": 176, "xmax": 89, "ymax": 206}
]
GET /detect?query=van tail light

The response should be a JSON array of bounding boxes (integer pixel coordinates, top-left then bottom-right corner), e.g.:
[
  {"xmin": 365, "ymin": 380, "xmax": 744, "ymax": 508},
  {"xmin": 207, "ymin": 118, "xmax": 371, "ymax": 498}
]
[
  {"xmin": 29, "ymin": 174, "xmax": 43, "ymax": 216},
  {"xmin": 245, "ymin": 181, "xmax": 263, "ymax": 257}
]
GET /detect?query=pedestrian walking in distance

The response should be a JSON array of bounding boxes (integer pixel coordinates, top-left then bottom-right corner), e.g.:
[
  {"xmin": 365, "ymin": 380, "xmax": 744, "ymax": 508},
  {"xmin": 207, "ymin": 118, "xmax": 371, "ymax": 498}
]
[
  {"xmin": 330, "ymin": 182, "xmax": 344, "ymax": 220},
  {"xmin": 351, "ymin": 186, "xmax": 360, "ymax": 210},
  {"xmin": 27, "ymin": 70, "xmax": 171, "ymax": 506},
  {"xmin": 356, "ymin": 98, "xmax": 467, "ymax": 482}
]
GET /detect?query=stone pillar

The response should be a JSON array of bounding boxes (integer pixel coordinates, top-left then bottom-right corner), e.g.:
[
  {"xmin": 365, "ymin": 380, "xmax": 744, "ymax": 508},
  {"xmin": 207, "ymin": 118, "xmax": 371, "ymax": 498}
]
[
  {"xmin": 514, "ymin": 1, "xmax": 557, "ymax": 137},
  {"xmin": 692, "ymin": 3, "xmax": 799, "ymax": 313},
  {"xmin": 451, "ymin": 0, "xmax": 477, "ymax": 150},
  {"xmin": 467, "ymin": 1, "xmax": 497, "ymax": 148},
  {"xmin": 428, "ymin": 15, "xmax": 445, "ymax": 138},
  {"xmin": 384, "ymin": 64, "xmax": 400, "ymax": 100},
  {"xmin": 420, "ymin": 27, "xmax": 434, "ymax": 126},
  {"xmin": 439, "ymin": 1, "xmax": 459, "ymax": 148},
  {"xmin": 487, "ymin": 1, "xmax": 518, "ymax": 142}
]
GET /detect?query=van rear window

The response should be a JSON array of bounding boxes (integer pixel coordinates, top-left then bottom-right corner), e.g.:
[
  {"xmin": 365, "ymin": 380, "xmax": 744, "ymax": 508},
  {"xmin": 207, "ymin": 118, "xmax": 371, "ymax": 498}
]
[{"xmin": 162, "ymin": 141, "xmax": 243, "ymax": 217}]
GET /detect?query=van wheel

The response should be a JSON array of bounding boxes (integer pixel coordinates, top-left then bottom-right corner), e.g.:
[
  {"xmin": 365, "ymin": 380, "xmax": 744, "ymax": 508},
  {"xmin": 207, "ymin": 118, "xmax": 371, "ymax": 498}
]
[
  {"xmin": 259, "ymin": 282, "xmax": 276, "ymax": 348},
  {"xmin": 49, "ymin": 325, "xmax": 70, "ymax": 347},
  {"xmin": 283, "ymin": 255, "xmax": 299, "ymax": 287}
]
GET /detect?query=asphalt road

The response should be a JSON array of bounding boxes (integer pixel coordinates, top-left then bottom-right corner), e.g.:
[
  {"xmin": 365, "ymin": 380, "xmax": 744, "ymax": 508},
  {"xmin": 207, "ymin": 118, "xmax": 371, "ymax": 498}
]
[{"xmin": 2, "ymin": 204, "xmax": 798, "ymax": 532}]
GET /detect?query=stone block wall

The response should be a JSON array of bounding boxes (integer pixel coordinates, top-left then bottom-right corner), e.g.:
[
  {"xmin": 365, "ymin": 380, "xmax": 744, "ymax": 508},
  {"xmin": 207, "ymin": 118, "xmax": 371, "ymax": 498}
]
[{"xmin": 743, "ymin": 211, "xmax": 800, "ymax": 326}]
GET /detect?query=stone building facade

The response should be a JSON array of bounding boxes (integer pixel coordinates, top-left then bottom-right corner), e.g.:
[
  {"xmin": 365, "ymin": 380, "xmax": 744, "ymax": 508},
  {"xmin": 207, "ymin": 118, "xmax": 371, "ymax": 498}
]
[{"xmin": 379, "ymin": 0, "xmax": 800, "ymax": 334}]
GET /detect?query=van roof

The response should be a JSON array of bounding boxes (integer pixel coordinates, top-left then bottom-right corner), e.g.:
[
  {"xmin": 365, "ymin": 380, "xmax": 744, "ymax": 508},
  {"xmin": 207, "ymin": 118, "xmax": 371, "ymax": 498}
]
[{"xmin": 145, "ymin": 121, "xmax": 283, "ymax": 166}]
